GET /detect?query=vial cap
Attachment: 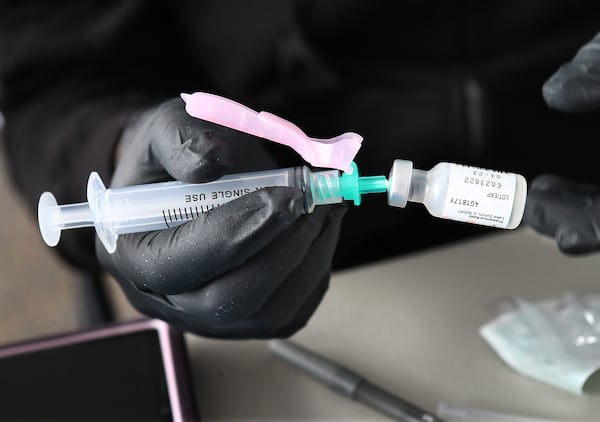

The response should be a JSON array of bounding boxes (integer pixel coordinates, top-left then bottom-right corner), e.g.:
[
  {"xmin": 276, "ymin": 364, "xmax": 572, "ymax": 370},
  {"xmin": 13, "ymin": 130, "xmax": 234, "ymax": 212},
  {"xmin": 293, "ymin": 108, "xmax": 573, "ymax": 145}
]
[{"xmin": 387, "ymin": 159, "xmax": 413, "ymax": 208}]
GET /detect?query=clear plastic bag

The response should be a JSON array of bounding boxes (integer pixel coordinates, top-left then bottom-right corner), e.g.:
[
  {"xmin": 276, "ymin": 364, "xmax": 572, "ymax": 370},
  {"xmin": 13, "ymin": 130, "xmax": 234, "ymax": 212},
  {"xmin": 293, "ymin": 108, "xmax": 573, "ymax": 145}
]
[{"xmin": 480, "ymin": 292, "xmax": 600, "ymax": 394}]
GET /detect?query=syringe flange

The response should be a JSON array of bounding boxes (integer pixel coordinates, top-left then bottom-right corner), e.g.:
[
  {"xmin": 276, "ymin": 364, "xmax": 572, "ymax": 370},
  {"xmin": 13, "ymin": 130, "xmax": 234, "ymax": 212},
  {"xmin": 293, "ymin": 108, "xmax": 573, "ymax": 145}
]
[
  {"xmin": 37, "ymin": 172, "xmax": 116, "ymax": 253},
  {"xmin": 87, "ymin": 172, "xmax": 118, "ymax": 253}
]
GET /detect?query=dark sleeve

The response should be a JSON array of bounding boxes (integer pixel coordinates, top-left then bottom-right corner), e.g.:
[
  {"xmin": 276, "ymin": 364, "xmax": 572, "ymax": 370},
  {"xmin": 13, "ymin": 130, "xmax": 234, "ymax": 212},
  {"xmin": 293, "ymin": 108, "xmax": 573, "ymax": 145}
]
[{"xmin": 0, "ymin": 1, "xmax": 180, "ymax": 270}]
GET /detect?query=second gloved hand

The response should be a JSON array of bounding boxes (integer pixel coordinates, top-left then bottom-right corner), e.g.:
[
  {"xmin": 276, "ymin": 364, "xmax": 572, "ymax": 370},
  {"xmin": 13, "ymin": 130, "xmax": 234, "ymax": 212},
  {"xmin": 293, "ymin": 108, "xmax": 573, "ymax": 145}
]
[
  {"xmin": 97, "ymin": 98, "xmax": 346, "ymax": 338},
  {"xmin": 524, "ymin": 31, "xmax": 600, "ymax": 253}
]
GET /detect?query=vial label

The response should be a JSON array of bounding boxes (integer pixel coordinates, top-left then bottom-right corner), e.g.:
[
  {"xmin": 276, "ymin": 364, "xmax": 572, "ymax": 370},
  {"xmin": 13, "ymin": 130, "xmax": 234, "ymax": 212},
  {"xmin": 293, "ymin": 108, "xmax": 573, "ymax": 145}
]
[{"xmin": 441, "ymin": 164, "xmax": 516, "ymax": 228}]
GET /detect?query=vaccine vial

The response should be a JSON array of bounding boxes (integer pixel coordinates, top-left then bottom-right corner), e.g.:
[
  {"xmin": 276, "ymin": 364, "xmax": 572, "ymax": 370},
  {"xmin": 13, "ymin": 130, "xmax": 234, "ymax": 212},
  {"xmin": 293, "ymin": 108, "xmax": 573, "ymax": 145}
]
[{"xmin": 387, "ymin": 159, "xmax": 527, "ymax": 229}]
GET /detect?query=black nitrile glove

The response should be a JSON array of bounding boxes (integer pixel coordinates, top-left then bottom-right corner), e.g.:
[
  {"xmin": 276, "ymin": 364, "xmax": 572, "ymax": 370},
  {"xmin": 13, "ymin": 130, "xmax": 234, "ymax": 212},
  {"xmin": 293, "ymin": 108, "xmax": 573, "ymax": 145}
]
[
  {"xmin": 96, "ymin": 98, "xmax": 346, "ymax": 338},
  {"xmin": 524, "ymin": 32, "xmax": 600, "ymax": 254},
  {"xmin": 524, "ymin": 176, "xmax": 600, "ymax": 254},
  {"xmin": 542, "ymin": 32, "xmax": 600, "ymax": 113}
]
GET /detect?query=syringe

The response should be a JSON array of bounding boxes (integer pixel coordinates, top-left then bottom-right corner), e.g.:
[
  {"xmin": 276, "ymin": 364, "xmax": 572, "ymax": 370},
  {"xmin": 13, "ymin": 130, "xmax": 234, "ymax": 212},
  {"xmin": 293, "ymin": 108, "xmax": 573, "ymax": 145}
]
[{"xmin": 38, "ymin": 163, "xmax": 387, "ymax": 254}]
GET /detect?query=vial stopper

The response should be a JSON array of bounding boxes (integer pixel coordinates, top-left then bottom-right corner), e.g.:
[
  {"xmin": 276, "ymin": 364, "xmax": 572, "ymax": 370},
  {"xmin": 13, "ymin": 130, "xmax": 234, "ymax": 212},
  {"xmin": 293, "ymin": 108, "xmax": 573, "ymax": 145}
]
[{"xmin": 387, "ymin": 159, "xmax": 413, "ymax": 208}]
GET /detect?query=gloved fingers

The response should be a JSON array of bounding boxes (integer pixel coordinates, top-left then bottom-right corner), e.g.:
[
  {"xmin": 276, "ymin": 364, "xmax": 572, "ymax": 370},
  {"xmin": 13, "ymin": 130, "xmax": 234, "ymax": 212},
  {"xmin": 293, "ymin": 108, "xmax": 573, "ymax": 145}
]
[
  {"xmin": 112, "ymin": 98, "xmax": 235, "ymax": 187},
  {"xmin": 111, "ymin": 272, "xmax": 329, "ymax": 339},
  {"xmin": 524, "ymin": 178, "xmax": 568, "ymax": 237},
  {"xmin": 149, "ymin": 99, "xmax": 282, "ymax": 179},
  {"xmin": 556, "ymin": 219, "xmax": 600, "ymax": 255},
  {"xmin": 543, "ymin": 32, "xmax": 600, "ymax": 113},
  {"xmin": 108, "ymin": 187, "xmax": 306, "ymax": 295},
  {"xmin": 525, "ymin": 175, "xmax": 595, "ymax": 236},
  {"xmin": 270, "ymin": 277, "xmax": 330, "ymax": 338},
  {"xmin": 235, "ymin": 207, "xmax": 344, "ymax": 337},
  {"xmin": 105, "ymin": 204, "xmax": 345, "ymax": 339},
  {"xmin": 192, "ymin": 275, "xmax": 331, "ymax": 339},
  {"xmin": 149, "ymin": 99, "xmax": 235, "ymax": 183},
  {"xmin": 165, "ymin": 204, "xmax": 346, "ymax": 325},
  {"xmin": 226, "ymin": 268, "xmax": 332, "ymax": 338},
  {"xmin": 524, "ymin": 174, "xmax": 600, "ymax": 254}
]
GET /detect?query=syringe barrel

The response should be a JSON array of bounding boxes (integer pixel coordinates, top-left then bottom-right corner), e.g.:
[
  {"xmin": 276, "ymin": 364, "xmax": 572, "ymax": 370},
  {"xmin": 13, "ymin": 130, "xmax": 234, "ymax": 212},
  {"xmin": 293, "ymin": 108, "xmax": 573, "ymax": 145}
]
[
  {"xmin": 99, "ymin": 167, "xmax": 308, "ymax": 236},
  {"xmin": 39, "ymin": 166, "xmax": 348, "ymax": 253}
]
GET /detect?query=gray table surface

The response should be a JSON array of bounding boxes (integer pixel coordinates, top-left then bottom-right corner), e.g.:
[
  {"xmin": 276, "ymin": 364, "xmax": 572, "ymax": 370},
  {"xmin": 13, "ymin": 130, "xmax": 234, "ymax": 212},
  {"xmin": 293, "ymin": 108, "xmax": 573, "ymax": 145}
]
[{"xmin": 185, "ymin": 228, "xmax": 600, "ymax": 421}]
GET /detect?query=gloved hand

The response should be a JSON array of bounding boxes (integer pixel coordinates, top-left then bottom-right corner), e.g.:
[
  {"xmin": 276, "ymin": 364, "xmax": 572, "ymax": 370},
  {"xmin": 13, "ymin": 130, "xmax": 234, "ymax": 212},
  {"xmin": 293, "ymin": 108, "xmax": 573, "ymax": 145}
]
[
  {"xmin": 542, "ymin": 32, "xmax": 600, "ymax": 112},
  {"xmin": 524, "ymin": 32, "xmax": 600, "ymax": 254},
  {"xmin": 96, "ymin": 98, "xmax": 346, "ymax": 338}
]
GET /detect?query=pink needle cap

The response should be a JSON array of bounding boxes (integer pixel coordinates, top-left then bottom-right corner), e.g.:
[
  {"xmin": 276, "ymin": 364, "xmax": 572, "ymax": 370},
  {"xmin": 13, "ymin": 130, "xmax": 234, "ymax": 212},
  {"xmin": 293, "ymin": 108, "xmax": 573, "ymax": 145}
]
[{"xmin": 180, "ymin": 92, "xmax": 362, "ymax": 173}]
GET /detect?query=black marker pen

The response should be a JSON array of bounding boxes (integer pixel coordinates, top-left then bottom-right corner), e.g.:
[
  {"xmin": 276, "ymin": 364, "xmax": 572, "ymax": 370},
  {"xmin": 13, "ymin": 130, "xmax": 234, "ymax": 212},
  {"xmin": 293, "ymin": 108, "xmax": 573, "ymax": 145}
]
[{"xmin": 269, "ymin": 339, "xmax": 445, "ymax": 422}]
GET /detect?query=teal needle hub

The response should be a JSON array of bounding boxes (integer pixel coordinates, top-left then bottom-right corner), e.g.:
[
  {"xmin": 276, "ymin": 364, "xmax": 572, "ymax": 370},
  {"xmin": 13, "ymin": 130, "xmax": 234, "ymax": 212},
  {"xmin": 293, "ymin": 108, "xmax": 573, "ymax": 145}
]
[{"xmin": 339, "ymin": 162, "xmax": 388, "ymax": 205}]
